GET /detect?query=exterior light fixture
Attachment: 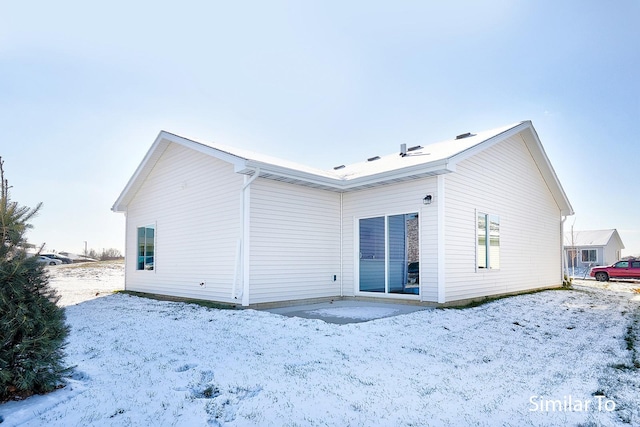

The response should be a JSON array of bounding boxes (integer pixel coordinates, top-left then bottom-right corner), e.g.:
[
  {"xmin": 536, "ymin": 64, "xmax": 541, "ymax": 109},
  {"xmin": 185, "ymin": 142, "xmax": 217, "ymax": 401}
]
[{"xmin": 423, "ymin": 194, "xmax": 432, "ymax": 205}]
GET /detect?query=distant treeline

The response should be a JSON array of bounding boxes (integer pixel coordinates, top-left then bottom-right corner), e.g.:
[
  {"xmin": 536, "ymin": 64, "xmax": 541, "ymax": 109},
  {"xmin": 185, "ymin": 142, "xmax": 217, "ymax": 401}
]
[{"xmin": 85, "ymin": 248, "xmax": 123, "ymax": 261}]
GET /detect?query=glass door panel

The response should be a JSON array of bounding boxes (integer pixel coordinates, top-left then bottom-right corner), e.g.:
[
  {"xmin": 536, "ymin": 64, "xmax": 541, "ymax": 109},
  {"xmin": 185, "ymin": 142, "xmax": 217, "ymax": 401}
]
[
  {"xmin": 388, "ymin": 213, "xmax": 419, "ymax": 295},
  {"xmin": 359, "ymin": 217, "xmax": 385, "ymax": 292}
]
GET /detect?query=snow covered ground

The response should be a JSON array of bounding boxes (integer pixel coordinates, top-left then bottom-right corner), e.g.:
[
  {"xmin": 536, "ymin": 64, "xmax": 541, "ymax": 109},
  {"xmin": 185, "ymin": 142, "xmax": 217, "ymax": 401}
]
[
  {"xmin": 1, "ymin": 262, "xmax": 639, "ymax": 426},
  {"xmin": 44, "ymin": 260, "xmax": 125, "ymax": 307}
]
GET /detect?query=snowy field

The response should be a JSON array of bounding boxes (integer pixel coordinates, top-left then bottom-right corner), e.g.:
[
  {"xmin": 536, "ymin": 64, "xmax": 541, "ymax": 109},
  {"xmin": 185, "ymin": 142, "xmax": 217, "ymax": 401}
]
[{"xmin": 1, "ymin": 262, "xmax": 640, "ymax": 426}]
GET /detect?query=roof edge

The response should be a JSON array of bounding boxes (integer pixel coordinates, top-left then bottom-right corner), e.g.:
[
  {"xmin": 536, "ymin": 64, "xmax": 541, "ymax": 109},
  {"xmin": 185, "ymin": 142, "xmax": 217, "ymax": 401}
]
[
  {"xmin": 112, "ymin": 131, "xmax": 249, "ymax": 212},
  {"xmin": 113, "ymin": 122, "xmax": 574, "ymax": 214}
]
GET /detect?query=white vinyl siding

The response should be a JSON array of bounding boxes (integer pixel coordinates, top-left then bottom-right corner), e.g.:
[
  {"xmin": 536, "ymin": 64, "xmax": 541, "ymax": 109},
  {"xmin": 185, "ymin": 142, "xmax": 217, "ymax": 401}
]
[
  {"xmin": 248, "ymin": 179, "xmax": 341, "ymax": 304},
  {"xmin": 125, "ymin": 143, "xmax": 243, "ymax": 302},
  {"xmin": 342, "ymin": 177, "xmax": 438, "ymax": 302},
  {"xmin": 120, "ymin": 126, "xmax": 568, "ymax": 306},
  {"xmin": 602, "ymin": 244, "xmax": 619, "ymax": 266},
  {"xmin": 443, "ymin": 134, "xmax": 562, "ymax": 302}
]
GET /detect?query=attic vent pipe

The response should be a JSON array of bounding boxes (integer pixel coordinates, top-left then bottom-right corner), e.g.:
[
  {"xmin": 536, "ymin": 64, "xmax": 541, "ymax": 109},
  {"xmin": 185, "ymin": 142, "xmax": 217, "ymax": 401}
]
[
  {"xmin": 333, "ymin": 165, "xmax": 345, "ymax": 170},
  {"xmin": 408, "ymin": 145, "xmax": 422, "ymax": 152},
  {"xmin": 455, "ymin": 132, "xmax": 472, "ymax": 140},
  {"xmin": 400, "ymin": 143, "xmax": 407, "ymax": 157},
  {"xmin": 367, "ymin": 156, "xmax": 380, "ymax": 162}
]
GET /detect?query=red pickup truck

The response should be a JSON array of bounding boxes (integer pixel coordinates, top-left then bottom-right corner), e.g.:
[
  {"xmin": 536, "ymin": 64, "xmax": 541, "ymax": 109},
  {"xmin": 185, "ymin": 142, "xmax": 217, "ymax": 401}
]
[{"xmin": 590, "ymin": 259, "xmax": 640, "ymax": 281}]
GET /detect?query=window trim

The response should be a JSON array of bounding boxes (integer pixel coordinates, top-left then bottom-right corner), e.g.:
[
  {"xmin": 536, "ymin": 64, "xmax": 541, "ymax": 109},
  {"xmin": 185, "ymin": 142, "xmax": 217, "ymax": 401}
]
[
  {"xmin": 580, "ymin": 249, "xmax": 597, "ymax": 264},
  {"xmin": 136, "ymin": 223, "xmax": 156, "ymax": 272}
]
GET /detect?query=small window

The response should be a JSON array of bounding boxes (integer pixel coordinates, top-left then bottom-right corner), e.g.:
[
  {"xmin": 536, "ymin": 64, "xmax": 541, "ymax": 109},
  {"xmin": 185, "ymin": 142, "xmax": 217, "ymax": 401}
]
[
  {"xmin": 581, "ymin": 249, "xmax": 597, "ymax": 263},
  {"xmin": 477, "ymin": 212, "xmax": 500, "ymax": 270},
  {"xmin": 137, "ymin": 225, "xmax": 155, "ymax": 270}
]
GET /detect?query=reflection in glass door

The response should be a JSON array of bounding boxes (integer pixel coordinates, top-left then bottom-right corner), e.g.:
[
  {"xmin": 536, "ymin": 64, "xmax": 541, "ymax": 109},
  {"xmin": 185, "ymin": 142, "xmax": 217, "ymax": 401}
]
[
  {"xmin": 359, "ymin": 213, "xmax": 419, "ymax": 295},
  {"xmin": 388, "ymin": 213, "xmax": 419, "ymax": 294},
  {"xmin": 359, "ymin": 217, "xmax": 385, "ymax": 292}
]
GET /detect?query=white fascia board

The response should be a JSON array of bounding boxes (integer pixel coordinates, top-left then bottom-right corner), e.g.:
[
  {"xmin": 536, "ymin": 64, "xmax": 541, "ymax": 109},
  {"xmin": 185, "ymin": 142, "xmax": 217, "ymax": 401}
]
[
  {"xmin": 237, "ymin": 160, "xmax": 342, "ymax": 190},
  {"xmin": 112, "ymin": 133, "xmax": 170, "ymax": 212},
  {"xmin": 447, "ymin": 121, "xmax": 529, "ymax": 165},
  {"xmin": 446, "ymin": 121, "xmax": 574, "ymax": 217},
  {"xmin": 339, "ymin": 160, "xmax": 454, "ymax": 191},
  {"xmin": 236, "ymin": 158, "xmax": 454, "ymax": 191},
  {"xmin": 161, "ymin": 132, "xmax": 247, "ymax": 169},
  {"xmin": 112, "ymin": 131, "xmax": 248, "ymax": 212},
  {"xmin": 519, "ymin": 125, "xmax": 574, "ymax": 216},
  {"xmin": 612, "ymin": 229, "xmax": 626, "ymax": 250}
]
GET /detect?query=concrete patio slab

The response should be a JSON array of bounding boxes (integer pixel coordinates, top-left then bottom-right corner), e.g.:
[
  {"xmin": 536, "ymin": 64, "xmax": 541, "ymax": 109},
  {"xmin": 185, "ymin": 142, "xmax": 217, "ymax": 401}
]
[{"xmin": 264, "ymin": 299, "xmax": 431, "ymax": 324}]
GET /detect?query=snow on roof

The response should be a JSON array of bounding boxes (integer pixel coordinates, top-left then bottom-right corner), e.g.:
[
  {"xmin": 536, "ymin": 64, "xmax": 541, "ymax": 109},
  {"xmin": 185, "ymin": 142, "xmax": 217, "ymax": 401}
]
[
  {"xmin": 564, "ymin": 229, "xmax": 624, "ymax": 248},
  {"xmin": 187, "ymin": 137, "xmax": 341, "ymax": 180},
  {"xmin": 113, "ymin": 120, "xmax": 574, "ymax": 215},
  {"xmin": 332, "ymin": 122, "xmax": 521, "ymax": 180},
  {"xmin": 179, "ymin": 122, "xmax": 523, "ymax": 181}
]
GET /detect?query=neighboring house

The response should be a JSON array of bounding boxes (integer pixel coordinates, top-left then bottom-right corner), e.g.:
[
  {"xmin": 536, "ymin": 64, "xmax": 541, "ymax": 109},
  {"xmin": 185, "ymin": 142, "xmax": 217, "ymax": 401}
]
[
  {"xmin": 563, "ymin": 229, "xmax": 625, "ymax": 270},
  {"xmin": 112, "ymin": 121, "xmax": 573, "ymax": 307}
]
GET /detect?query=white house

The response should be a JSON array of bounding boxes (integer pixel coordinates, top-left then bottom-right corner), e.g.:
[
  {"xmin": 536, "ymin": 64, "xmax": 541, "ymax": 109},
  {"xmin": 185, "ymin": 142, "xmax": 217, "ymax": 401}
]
[
  {"xmin": 563, "ymin": 229, "xmax": 625, "ymax": 270},
  {"xmin": 112, "ymin": 121, "xmax": 574, "ymax": 307}
]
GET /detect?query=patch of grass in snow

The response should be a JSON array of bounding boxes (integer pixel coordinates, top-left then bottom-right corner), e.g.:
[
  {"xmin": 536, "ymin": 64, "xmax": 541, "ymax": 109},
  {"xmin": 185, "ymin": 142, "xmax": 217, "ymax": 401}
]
[
  {"xmin": 610, "ymin": 312, "xmax": 640, "ymax": 371},
  {"xmin": 117, "ymin": 291, "xmax": 239, "ymax": 310},
  {"xmin": 60, "ymin": 260, "xmax": 124, "ymax": 269},
  {"xmin": 595, "ymin": 308, "xmax": 640, "ymax": 424},
  {"xmin": 625, "ymin": 313, "xmax": 640, "ymax": 369},
  {"xmin": 443, "ymin": 287, "xmax": 563, "ymax": 309}
]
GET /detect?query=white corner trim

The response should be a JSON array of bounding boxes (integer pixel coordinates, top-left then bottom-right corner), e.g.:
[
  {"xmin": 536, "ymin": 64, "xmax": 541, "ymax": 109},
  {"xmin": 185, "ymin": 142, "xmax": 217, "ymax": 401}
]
[
  {"xmin": 240, "ymin": 170, "xmax": 260, "ymax": 306},
  {"xmin": 437, "ymin": 174, "xmax": 446, "ymax": 304}
]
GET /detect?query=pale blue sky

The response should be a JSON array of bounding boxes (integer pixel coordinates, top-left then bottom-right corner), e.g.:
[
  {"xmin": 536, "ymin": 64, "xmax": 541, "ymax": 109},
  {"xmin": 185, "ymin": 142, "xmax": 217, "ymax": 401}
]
[{"xmin": 1, "ymin": 0, "xmax": 638, "ymax": 256}]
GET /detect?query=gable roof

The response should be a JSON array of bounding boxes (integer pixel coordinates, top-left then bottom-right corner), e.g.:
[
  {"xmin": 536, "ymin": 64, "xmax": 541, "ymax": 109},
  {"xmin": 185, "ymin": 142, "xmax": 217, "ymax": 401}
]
[
  {"xmin": 112, "ymin": 121, "xmax": 574, "ymax": 215},
  {"xmin": 564, "ymin": 229, "xmax": 625, "ymax": 249}
]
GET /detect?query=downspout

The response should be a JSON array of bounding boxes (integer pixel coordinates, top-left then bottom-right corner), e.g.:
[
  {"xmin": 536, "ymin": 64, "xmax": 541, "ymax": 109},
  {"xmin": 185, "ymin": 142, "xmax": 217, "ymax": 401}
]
[
  {"xmin": 561, "ymin": 215, "xmax": 568, "ymax": 283},
  {"xmin": 340, "ymin": 192, "xmax": 344, "ymax": 297},
  {"xmin": 233, "ymin": 167, "xmax": 260, "ymax": 306},
  {"xmin": 124, "ymin": 212, "xmax": 128, "ymax": 292},
  {"xmin": 437, "ymin": 175, "xmax": 446, "ymax": 304}
]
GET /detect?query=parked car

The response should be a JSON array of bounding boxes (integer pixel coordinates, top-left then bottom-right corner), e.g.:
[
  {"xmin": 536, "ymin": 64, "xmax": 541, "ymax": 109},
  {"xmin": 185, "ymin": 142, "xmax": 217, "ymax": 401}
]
[
  {"xmin": 37, "ymin": 256, "xmax": 63, "ymax": 266},
  {"xmin": 590, "ymin": 259, "xmax": 640, "ymax": 282},
  {"xmin": 41, "ymin": 253, "xmax": 73, "ymax": 264}
]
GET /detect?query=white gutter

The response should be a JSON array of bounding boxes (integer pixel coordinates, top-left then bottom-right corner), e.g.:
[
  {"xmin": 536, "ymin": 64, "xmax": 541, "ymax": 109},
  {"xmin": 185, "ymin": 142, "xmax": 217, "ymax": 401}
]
[
  {"xmin": 242, "ymin": 167, "xmax": 261, "ymax": 190},
  {"xmin": 237, "ymin": 159, "xmax": 454, "ymax": 192},
  {"xmin": 233, "ymin": 168, "xmax": 260, "ymax": 306}
]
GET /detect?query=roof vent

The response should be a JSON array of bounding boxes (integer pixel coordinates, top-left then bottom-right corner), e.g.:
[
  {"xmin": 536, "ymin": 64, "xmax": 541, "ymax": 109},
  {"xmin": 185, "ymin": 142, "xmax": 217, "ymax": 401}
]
[
  {"xmin": 367, "ymin": 156, "xmax": 381, "ymax": 162},
  {"xmin": 333, "ymin": 164, "xmax": 345, "ymax": 170},
  {"xmin": 455, "ymin": 132, "xmax": 472, "ymax": 140},
  {"xmin": 407, "ymin": 145, "xmax": 422, "ymax": 152},
  {"xmin": 400, "ymin": 143, "xmax": 407, "ymax": 157}
]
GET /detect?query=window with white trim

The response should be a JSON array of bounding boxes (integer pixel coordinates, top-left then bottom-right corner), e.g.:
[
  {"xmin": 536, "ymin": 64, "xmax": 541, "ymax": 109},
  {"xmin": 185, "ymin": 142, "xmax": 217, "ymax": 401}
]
[
  {"xmin": 581, "ymin": 249, "xmax": 596, "ymax": 263},
  {"xmin": 477, "ymin": 212, "xmax": 500, "ymax": 270},
  {"xmin": 137, "ymin": 225, "xmax": 155, "ymax": 270}
]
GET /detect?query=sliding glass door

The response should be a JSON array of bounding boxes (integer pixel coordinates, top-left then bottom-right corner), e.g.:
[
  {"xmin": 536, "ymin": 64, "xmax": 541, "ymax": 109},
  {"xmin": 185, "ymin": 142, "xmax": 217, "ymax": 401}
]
[{"xmin": 359, "ymin": 213, "xmax": 419, "ymax": 295}]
